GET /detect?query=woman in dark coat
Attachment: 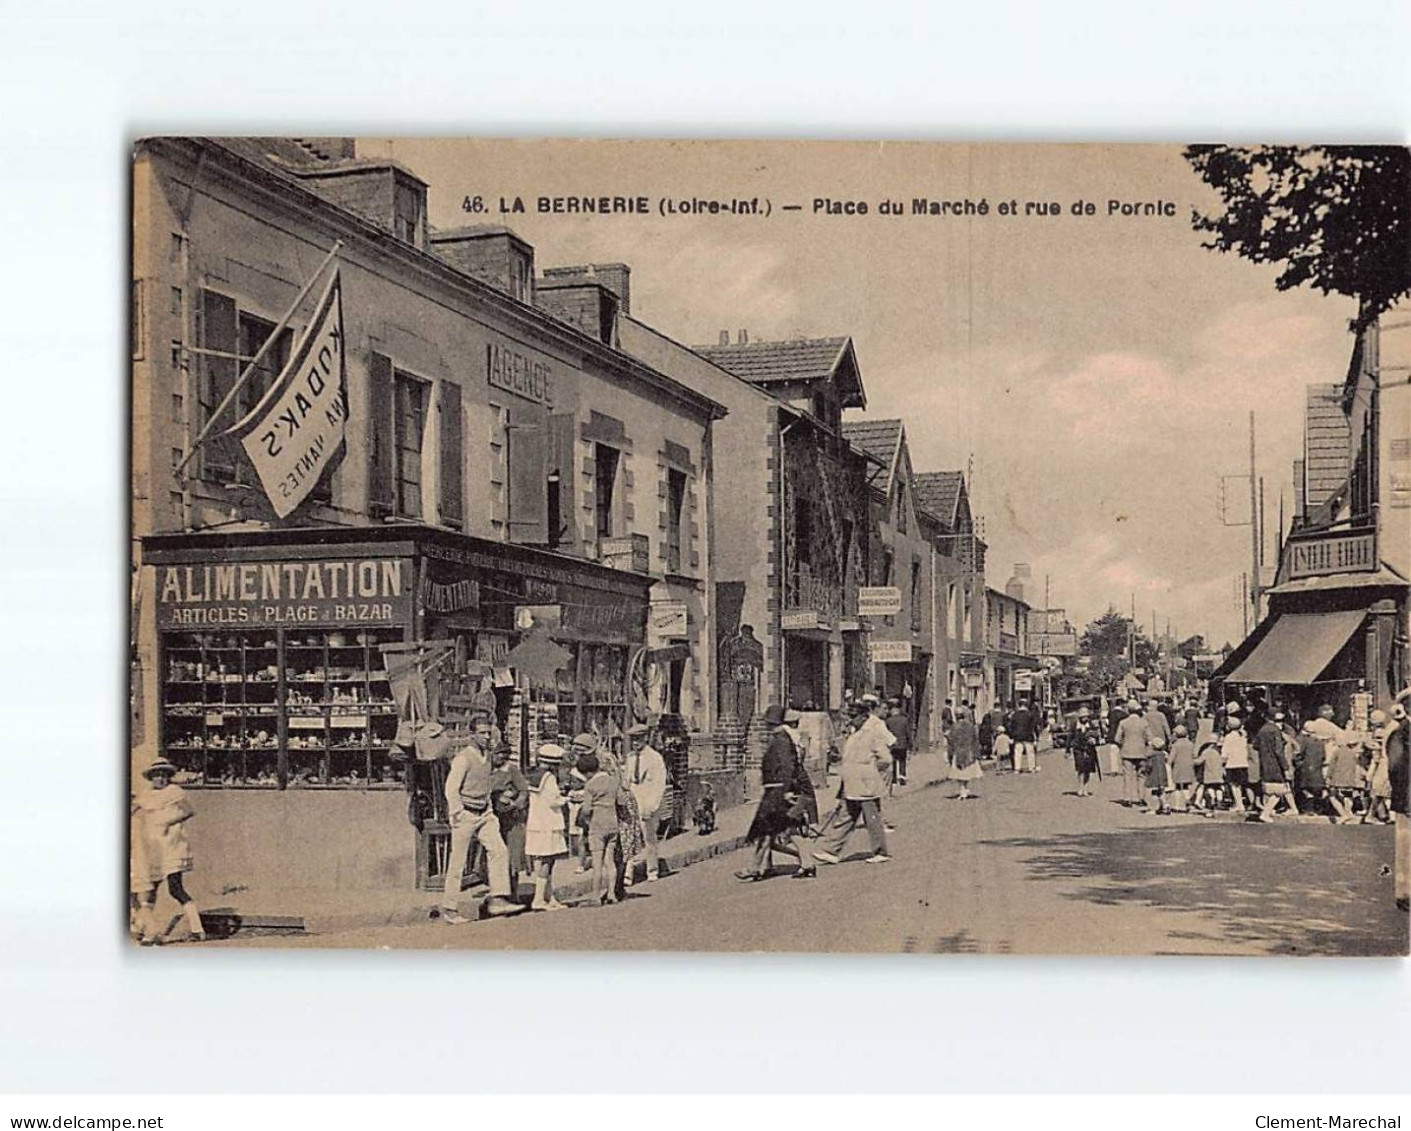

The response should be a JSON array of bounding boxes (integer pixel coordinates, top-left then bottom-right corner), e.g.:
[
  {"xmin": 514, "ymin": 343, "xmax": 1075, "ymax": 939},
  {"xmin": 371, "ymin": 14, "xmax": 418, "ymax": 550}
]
[
  {"xmin": 736, "ymin": 705, "xmax": 817, "ymax": 881},
  {"xmin": 1069, "ymin": 711, "xmax": 1101, "ymax": 796},
  {"xmin": 948, "ymin": 708, "xmax": 982, "ymax": 799}
]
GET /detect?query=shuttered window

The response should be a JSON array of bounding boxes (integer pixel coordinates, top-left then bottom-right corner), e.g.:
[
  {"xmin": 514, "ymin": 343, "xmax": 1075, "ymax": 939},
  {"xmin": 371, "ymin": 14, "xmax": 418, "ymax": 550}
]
[
  {"xmin": 197, "ymin": 290, "xmax": 238, "ymax": 481},
  {"xmin": 234, "ymin": 314, "xmax": 293, "ymax": 490},
  {"xmin": 594, "ymin": 444, "xmax": 620, "ymax": 543},
  {"xmin": 394, "ymin": 371, "xmax": 427, "ymax": 519},
  {"xmin": 665, "ymin": 468, "xmax": 686, "ymax": 573},
  {"xmin": 548, "ymin": 413, "xmax": 576, "ymax": 550},
  {"xmin": 366, "ymin": 352, "xmax": 395, "ymax": 516},
  {"xmin": 196, "ymin": 292, "xmax": 297, "ymax": 489},
  {"xmin": 438, "ymin": 381, "xmax": 464, "ymax": 528},
  {"xmin": 507, "ymin": 411, "xmax": 548, "ymax": 544}
]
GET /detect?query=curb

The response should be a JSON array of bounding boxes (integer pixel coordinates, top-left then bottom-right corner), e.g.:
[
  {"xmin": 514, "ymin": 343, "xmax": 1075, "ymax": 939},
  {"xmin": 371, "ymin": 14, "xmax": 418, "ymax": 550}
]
[
  {"xmin": 297, "ymin": 829, "xmax": 754, "ymax": 935},
  {"xmin": 229, "ymin": 751, "xmax": 954, "ymax": 936}
]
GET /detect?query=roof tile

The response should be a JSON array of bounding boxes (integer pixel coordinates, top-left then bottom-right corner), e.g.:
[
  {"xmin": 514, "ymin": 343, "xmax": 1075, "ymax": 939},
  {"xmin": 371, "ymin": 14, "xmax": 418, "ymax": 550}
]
[{"xmin": 694, "ymin": 337, "xmax": 848, "ymax": 385}]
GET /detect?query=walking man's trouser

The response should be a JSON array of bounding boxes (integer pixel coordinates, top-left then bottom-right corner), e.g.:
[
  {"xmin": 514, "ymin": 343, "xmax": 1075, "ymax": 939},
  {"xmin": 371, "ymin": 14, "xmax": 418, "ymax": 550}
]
[
  {"xmin": 819, "ymin": 798, "xmax": 888, "ymax": 857},
  {"xmin": 443, "ymin": 808, "xmax": 511, "ymax": 908}
]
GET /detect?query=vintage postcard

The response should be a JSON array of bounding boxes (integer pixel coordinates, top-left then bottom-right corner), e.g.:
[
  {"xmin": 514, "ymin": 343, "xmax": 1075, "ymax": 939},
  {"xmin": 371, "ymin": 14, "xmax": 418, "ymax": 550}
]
[{"xmin": 129, "ymin": 139, "xmax": 1410, "ymax": 954}]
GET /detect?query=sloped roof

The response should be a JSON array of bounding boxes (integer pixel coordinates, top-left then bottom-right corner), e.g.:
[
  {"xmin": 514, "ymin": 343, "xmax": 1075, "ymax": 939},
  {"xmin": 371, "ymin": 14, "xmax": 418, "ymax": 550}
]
[
  {"xmin": 914, "ymin": 471, "xmax": 966, "ymax": 527},
  {"xmin": 696, "ymin": 336, "xmax": 847, "ymax": 382},
  {"xmin": 840, "ymin": 419, "xmax": 903, "ymax": 479},
  {"xmin": 694, "ymin": 336, "xmax": 866, "ymax": 408}
]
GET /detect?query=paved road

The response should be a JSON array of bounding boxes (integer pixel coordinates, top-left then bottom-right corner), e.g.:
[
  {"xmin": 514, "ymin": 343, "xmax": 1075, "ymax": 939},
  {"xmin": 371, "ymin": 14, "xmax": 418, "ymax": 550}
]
[{"xmin": 218, "ymin": 751, "xmax": 1407, "ymax": 955}]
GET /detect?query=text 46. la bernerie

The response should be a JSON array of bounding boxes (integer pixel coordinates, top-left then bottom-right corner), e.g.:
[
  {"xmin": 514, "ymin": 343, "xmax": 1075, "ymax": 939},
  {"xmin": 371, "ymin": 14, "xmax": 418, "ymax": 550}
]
[{"xmin": 462, "ymin": 194, "xmax": 1180, "ymax": 219}]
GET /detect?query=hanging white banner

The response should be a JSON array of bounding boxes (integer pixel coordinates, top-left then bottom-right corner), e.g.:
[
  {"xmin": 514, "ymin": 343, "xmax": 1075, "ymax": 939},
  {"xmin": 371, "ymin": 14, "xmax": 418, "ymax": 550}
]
[{"xmin": 230, "ymin": 268, "xmax": 347, "ymax": 518}]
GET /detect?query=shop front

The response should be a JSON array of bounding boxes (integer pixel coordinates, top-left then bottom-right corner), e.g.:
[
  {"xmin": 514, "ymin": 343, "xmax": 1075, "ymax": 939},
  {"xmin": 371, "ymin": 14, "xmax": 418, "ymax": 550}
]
[
  {"xmin": 141, "ymin": 524, "xmax": 651, "ymax": 892},
  {"xmin": 781, "ymin": 609, "xmax": 831, "ymax": 710},
  {"xmin": 868, "ymin": 639, "xmax": 931, "ymax": 745},
  {"xmin": 1215, "ymin": 578, "xmax": 1407, "ymax": 724}
]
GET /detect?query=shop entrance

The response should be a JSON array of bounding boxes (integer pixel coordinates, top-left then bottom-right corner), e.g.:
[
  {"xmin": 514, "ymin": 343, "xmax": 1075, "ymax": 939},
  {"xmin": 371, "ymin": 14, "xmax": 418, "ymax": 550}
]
[{"xmin": 785, "ymin": 634, "xmax": 828, "ymax": 711}]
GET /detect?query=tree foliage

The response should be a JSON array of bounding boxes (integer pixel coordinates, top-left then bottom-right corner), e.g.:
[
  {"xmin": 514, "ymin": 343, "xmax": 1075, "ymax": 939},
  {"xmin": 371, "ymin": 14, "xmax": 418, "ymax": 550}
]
[
  {"xmin": 1075, "ymin": 609, "xmax": 1159, "ymax": 693},
  {"xmin": 1185, "ymin": 145, "xmax": 1411, "ymax": 321},
  {"xmin": 1177, "ymin": 633, "xmax": 1207, "ymax": 660}
]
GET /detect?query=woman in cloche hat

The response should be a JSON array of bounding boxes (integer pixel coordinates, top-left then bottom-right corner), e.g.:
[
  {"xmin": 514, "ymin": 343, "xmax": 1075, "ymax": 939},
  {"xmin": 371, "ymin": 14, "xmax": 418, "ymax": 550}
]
[{"xmin": 131, "ymin": 758, "xmax": 204, "ymax": 944}]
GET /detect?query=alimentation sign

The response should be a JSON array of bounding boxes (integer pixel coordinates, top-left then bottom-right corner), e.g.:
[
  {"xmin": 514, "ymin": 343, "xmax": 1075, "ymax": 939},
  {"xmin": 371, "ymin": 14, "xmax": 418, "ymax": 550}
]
[{"xmin": 157, "ymin": 558, "xmax": 412, "ymax": 627}]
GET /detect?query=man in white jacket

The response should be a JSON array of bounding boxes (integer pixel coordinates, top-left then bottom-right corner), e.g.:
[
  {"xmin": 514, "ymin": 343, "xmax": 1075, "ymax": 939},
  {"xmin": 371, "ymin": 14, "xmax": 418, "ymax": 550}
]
[
  {"xmin": 813, "ymin": 699, "xmax": 894, "ymax": 865},
  {"xmin": 626, "ymin": 722, "xmax": 668, "ymax": 882}
]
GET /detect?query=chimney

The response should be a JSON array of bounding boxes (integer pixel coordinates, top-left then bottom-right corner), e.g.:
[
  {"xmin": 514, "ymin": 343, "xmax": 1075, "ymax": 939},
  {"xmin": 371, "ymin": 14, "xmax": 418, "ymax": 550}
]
[
  {"xmin": 718, "ymin": 331, "xmax": 730, "ymax": 345},
  {"xmin": 541, "ymin": 263, "xmax": 630, "ymax": 315},
  {"xmin": 1005, "ymin": 562, "xmax": 1031, "ymax": 602},
  {"xmin": 430, "ymin": 226, "xmax": 535, "ymax": 301},
  {"xmin": 294, "ymin": 137, "xmax": 356, "ymax": 162},
  {"xmin": 297, "ymin": 162, "xmax": 428, "ymax": 248},
  {"xmin": 737, "ymin": 329, "xmax": 748, "ymax": 345}
]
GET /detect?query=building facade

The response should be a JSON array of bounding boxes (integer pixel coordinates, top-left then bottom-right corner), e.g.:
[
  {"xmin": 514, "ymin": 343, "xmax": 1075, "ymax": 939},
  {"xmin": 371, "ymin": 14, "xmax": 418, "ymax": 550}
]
[
  {"xmin": 841, "ymin": 419, "xmax": 936, "ymax": 747},
  {"xmin": 985, "ymin": 568, "xmax": 1038, "ymax": 708},
  {"xmin": 914, "ymin": 471, "xmax": 989, "ymax": 716},
  {"xmin": 131, "ymin": 137, "xmax": 725, "ymax": 890},
  {"xmin": 621, "ymin": 325, "xmax": 874, "ymax": 782},
  {"xmin": 1218, "ymin": 298, "xmax": 1409, "ymax": 721}
]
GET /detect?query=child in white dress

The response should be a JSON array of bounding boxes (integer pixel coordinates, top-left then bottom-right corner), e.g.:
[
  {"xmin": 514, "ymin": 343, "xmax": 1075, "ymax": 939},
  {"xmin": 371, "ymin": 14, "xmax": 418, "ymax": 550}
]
[
  {"xmin": 131, "ymin": 758, "xmax": 204, "ymax": 944},
  {"xmin": 525, "ymin": 744, "xmax": 570, "ymax": 911}
]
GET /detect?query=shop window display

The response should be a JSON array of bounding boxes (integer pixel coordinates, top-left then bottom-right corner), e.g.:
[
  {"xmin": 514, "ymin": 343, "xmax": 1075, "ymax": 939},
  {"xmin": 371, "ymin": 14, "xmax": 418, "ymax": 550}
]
[{"xmin": 161, "ymin": 628, "xmax": 404, "ymax": 788}]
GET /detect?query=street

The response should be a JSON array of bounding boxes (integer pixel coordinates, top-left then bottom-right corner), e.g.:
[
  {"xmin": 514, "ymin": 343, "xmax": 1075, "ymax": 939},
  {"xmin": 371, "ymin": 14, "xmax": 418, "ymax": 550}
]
[{"xmin": 216, "ymin": 749, "xmax": 1407, "ymax": 955}]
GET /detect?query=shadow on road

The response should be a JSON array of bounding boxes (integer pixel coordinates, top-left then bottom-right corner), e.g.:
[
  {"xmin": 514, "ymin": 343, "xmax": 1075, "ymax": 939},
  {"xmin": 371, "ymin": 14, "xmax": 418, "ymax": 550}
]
[{"xmin": 979, "ymin": 823, "xmax": 1407, "ymax": 956}]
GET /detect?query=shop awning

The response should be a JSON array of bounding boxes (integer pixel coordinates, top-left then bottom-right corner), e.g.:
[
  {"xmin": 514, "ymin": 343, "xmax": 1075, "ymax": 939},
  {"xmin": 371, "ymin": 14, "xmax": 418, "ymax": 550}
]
[{"xmin": 1224, "ymin": 610, "xmax": 1365, "ymax": 685}]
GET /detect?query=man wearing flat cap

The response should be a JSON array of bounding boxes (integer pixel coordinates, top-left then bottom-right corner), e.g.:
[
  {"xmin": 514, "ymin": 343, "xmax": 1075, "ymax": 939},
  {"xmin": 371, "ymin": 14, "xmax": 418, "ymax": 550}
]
[{"xmin": 626, "ymin": 722, "xmax": 668, "ymax": 883}]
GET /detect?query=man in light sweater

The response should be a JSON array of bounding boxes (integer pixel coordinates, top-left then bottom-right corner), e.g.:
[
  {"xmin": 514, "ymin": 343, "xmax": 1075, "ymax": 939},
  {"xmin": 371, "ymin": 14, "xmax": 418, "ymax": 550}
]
[{"xmin": 441, "ymin": 713, "xmax": 523, "ymax": 924}]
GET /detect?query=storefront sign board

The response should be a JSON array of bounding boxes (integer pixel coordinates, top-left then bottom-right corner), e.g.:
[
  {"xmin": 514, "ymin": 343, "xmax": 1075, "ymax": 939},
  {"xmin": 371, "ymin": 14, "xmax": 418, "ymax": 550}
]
[
  {"xmin": 858, "ymin": 586, "xmax": 902, "ymax": 616},
  {"xmin": 869, "ymin": 640, "xmax": 913, "ymax": 663},
  {"xmin": 156, "ymin": 557, "xmax": 412, "ymax": 628},
  {"xmin": 1287, "ymin": 531, "xmax": 1377, "ymax": 579}
]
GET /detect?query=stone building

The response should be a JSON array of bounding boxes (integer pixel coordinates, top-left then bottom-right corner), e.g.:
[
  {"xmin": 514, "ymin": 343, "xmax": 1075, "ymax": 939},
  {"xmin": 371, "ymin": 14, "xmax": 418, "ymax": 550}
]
[
  {"xmin": 131, "ymin": 137, "xmax": 725, "ymax": 892},
  {"xmin": 841, "ymin": 418, "xmax": 936, "ymax": 746}
]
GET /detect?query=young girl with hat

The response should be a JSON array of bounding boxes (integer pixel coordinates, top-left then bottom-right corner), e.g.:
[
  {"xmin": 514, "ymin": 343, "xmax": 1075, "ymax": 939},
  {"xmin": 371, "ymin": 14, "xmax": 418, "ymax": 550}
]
[
  {"xmin": 1142, "ymin": 735, "xmax": 1171, "ymax": 815},
  {"xmin": 131, "ymin": 759, "xmax": 204, "ymax": 944},
  {"xmin": 525, "ymin": 743, "xmax": 570, "ymax": 911}
]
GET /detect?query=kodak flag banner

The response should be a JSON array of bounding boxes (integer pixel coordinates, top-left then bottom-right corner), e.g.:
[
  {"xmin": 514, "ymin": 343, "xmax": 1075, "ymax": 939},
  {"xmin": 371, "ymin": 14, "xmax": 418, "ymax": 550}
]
[{"xmin": 231, "ymin": 268, "xmax": 347, "ymax": 518}]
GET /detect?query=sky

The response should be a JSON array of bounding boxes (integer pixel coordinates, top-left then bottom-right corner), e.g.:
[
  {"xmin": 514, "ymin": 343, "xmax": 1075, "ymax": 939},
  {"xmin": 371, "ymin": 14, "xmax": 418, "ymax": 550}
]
[{"xmin": 367, "ymin": 140, "xmax": 1358, "ymax": 650}]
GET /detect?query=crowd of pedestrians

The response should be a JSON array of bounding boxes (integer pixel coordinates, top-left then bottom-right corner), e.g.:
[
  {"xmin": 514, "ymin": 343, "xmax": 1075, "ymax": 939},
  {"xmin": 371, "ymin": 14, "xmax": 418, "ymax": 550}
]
[
  {"xmin": 439, "ymin": 710, "xmax": 671, "ymax": 922},
  {"xmin": 1061, "ymin": 691, "xmax": 1409, "ymax": 836}
]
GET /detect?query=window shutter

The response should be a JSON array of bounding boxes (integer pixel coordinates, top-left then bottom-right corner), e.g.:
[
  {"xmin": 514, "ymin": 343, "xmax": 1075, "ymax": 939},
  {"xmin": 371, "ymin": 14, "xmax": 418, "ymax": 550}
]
[
  {"xmin": 507, "ymin": 411, "xmax": 548, "ymax": 544},
  {"xmin": 438, "ymin": 381, "xmax": 464, "ymax": 528},
  {"xmin": 548, "ymin": 412, "xmax": 576, "ymax": 548},
  {"xmin": 367, "ymin": 351, "xmax": 395, "ymax": 515},
  {"xmin": 198, "ymin": 290, "xmax": 238, "ymax": 481}
]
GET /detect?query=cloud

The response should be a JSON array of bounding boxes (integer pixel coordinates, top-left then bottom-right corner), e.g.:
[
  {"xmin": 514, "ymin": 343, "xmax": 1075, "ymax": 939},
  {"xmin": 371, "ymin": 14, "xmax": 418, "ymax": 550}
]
[{"xmin": 868, "ymin": 293, "xmax": 1353, "ymax": 643}]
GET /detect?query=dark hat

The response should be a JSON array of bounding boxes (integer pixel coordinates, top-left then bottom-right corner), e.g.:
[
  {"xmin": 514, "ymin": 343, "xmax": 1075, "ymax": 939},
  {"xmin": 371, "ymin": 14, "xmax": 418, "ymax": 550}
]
[
  {"xmin": 627, "ymin": 723, "xmax": 650, "ymax": 737},
  {"xmin": 763, "ymin": 704, "xmax": 787, "ymax": 726}
]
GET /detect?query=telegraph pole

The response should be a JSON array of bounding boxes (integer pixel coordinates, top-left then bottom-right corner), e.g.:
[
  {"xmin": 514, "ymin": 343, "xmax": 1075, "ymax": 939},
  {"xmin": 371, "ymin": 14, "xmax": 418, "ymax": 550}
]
[{"xmin": 1249, "ymin": 412, "xmax": 1260, "ymax": 625}]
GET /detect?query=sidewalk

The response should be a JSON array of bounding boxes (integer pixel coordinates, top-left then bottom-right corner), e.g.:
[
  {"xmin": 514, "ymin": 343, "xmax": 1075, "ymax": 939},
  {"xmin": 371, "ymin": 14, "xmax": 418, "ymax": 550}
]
[{"xmin": 199, "ymin": 746, "xmax": 952, "ymax": 937}]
